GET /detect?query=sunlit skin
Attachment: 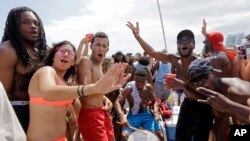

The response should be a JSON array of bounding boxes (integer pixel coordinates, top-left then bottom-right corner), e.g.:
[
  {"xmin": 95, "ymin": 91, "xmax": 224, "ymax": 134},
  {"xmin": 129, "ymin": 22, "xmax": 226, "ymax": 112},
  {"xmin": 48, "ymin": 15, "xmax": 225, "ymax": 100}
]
[{"xmin": 27, "ymin": 44, "xmax": 76, "ymax": 141}]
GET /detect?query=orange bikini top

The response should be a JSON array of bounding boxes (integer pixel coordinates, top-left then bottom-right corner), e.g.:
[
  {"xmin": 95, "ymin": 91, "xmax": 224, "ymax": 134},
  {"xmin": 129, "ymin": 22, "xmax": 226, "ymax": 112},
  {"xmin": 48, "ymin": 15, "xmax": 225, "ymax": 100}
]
[{"xmin": 30, "ymin": 96, "xmax": 73, "ymax": 107}]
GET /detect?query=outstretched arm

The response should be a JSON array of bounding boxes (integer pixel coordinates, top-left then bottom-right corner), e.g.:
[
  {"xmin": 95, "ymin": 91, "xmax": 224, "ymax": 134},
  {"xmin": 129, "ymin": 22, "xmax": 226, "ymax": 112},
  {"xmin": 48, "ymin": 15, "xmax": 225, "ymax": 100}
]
[
  {"xmin": 164, "ymin": 76, "xmax": 206, "ymax": 100},
  {"xmin": 35, "ymin": 63, "xmax": 131, "ymax": 101},
  {"xmin": 197, "ymin": 87, "xmax": 250, "ymax": 123},
  {"xmin": 126, "ymin": 21, "xmax": 172, "ymax": 63}
]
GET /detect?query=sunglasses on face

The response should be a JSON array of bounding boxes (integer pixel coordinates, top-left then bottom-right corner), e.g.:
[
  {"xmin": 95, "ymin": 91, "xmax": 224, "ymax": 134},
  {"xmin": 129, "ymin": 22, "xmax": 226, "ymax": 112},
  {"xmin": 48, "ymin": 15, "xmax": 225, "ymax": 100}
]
[
  {"xmin": 177, "ymin": 39, "xmax": 193, "ymax": 45},
  {"xmin": 57, "ymin": 48, "xmax": 76, "ymax": 57},
  {"xmin": 189, "ymin": 73, "xmax": 209, "ymax": 86}
]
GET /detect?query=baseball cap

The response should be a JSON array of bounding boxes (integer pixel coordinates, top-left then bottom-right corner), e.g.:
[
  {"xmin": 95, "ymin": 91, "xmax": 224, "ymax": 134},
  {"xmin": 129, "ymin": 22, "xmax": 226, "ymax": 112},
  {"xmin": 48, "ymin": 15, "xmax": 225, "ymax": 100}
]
[
  {"xmin": 177, "ymin": 29, "xmax": 195, "ymax": 43},
  {"xmin": 187, "ymin": 59, "xmax": 222, "ymax": 78},
  {"xmin": 207, "ymin": 32, "xmax": 224, "ymax": 51}
]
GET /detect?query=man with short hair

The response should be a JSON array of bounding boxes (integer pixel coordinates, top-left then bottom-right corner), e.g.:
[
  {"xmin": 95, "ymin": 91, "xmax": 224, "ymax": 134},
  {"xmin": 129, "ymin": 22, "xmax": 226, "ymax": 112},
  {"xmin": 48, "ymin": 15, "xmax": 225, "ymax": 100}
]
[
  {"xmin": 77, "ymin": 31, "xmax": 115, "ymax": 141},
  {"xmin": 0, "ymin": 6, "xmax": 47, "ymax": 132},
  {"xmin": 114, "ymin": 68, "xmax": 164, "ymax": 141}
]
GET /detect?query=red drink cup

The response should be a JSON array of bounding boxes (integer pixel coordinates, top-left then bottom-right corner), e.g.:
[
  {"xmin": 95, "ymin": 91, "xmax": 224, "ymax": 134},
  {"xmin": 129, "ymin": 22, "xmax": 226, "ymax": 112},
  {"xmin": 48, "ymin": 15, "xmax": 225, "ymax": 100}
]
[
  {"xmin": 85, "ymin": 33, "xmax": 93, "ymax": 42},
  {"xmin": 164, "ymin": 73, "xmax": 177, "ymax": 79}
]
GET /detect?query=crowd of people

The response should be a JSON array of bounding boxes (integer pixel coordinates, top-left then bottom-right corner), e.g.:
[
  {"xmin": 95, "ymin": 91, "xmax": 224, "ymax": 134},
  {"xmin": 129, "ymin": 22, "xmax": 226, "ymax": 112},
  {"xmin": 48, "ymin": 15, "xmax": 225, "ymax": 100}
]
[{"xmin": 1, "ymin": 6, "xmax": 250, "ymax": 141}]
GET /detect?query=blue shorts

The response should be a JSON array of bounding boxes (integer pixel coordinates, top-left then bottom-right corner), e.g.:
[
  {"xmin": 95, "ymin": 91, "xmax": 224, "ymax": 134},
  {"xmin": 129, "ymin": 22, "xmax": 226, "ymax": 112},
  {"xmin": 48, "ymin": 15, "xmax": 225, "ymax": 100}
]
[{"xmin": 123, "ymin": 109, "xmax": 160, "ymax": 132}]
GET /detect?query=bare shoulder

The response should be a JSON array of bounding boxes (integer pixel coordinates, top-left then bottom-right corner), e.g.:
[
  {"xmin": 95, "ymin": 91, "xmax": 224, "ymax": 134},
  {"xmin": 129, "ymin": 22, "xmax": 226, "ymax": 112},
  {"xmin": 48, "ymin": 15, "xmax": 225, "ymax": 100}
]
[
  {"xmin": 164, "ymin": 53, "xmax": 180, "ymax": 66},
  {"xmin": 0, "ymin": 41, "xmax": 18, "ymax": 64},
  {"xmin": 33, "ymin": 66, "xmax": 56, "ymax": 78}
]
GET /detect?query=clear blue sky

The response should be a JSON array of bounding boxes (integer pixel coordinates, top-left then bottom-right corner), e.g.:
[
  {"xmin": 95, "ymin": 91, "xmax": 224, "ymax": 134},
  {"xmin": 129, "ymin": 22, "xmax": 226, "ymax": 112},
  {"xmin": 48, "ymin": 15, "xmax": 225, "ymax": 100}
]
[{"xmin": 1, "ymin": 0, "xmax": 250, "ymax": 56}]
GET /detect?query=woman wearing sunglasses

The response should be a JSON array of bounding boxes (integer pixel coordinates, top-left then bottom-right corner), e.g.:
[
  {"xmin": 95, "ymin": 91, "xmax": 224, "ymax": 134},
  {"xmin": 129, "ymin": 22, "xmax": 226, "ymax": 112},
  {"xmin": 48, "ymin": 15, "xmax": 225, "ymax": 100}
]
[{"xmin": 27, "ymin": 40, "xmax": 130, "ymax": 141}]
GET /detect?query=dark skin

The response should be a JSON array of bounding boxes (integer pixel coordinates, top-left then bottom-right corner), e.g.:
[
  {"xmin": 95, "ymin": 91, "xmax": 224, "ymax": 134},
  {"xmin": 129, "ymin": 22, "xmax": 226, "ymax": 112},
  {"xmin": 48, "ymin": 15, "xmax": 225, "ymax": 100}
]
[
  {"xmin": 114, "ymin": 75, "xmax": 163, "ymax": 141},
  {"xmin": 126, "ymin": 21, "xmax": 204, "ymax": 100},
  {"xmin": 190, "ymin": 74, "xmax": 250, "ymax": 141},
  {"xmin": 197, "ymin": 87, "xmax": 250, "ymax": 123},
  {"xmin": 0, "ymin": 11, "xmax": 41, "ymax": 100}
]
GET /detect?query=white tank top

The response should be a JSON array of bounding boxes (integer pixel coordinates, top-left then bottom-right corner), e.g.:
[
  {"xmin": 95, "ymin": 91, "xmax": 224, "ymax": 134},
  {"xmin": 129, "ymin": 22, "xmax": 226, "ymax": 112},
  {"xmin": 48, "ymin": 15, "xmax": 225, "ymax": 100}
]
[{"xmin": 126, "ymin": 81, "xmax": 142, "ymax": 115}]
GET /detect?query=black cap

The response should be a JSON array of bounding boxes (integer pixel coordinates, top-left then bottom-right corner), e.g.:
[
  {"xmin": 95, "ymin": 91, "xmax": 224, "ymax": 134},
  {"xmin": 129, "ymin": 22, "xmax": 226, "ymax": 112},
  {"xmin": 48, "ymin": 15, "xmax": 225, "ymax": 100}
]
[
  {"xmin": 177, "ymin": 29, "xmax": 195, "ymax": 43},
  {"xmin": 187, "ymin": 59, "xmax": 221, "ymax": 78}
]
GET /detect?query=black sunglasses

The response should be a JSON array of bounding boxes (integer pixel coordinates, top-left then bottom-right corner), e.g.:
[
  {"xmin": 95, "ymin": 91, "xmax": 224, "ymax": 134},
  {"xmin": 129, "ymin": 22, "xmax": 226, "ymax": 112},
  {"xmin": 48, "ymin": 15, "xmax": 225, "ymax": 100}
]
[{"xmin": 177, "ymin": 39, "xmax": 193, "ymax": 45}]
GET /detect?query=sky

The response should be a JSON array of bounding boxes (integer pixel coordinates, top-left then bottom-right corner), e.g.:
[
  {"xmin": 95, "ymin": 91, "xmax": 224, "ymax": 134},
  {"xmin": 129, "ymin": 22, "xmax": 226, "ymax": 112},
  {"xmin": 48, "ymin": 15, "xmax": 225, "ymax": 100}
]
[{"xmin": 1, "ymin": 0, "xmax": 250, "ymax": 56}]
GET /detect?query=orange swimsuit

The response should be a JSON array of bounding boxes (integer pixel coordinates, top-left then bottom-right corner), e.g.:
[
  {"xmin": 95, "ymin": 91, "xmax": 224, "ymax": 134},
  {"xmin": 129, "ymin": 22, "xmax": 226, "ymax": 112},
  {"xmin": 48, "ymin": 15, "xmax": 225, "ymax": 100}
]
[{"xmin": 30, "ymin": 96, "xmax": 73, "ymax": 107}]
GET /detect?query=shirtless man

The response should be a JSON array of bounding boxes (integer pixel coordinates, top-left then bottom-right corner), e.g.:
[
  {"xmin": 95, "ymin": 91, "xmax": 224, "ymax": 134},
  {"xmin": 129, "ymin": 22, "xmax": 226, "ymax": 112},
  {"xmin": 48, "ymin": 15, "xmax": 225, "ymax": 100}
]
[
  {"xmin": 127, "ymin": 21, "xmax": 213, "ymax": 141},
  {"xmin": 185, "ymin": 59, "xmax": 250, "ymax": 123},
  {"xmin": 0, "ymin": 6, "xmax": 47, "ymax": 132},
  {"xmin": 77, "ymin": 31, "xmax": 115, "ymax": 141},
  {"xmin": 114, "ymin": 68, "xmax": 164, "ymax": 141}
]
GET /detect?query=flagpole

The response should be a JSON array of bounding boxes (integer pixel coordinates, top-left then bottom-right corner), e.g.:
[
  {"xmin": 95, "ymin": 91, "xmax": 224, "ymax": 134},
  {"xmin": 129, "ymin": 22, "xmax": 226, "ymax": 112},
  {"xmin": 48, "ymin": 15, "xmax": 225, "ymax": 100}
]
[{"xmin": 156, "ymin": 0, "xmax": 167, "ymax": 52}]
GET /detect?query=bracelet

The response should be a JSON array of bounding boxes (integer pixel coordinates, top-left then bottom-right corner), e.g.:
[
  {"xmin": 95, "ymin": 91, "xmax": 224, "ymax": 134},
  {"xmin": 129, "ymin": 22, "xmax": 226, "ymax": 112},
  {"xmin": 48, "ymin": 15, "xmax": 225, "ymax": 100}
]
[
  {"xmin": 77, "ymin": 85, "xmax": 83, "ymax": 98},
  {"xmin": 81, "ymin": 85, "xmax": 88, "ymax": 98}
]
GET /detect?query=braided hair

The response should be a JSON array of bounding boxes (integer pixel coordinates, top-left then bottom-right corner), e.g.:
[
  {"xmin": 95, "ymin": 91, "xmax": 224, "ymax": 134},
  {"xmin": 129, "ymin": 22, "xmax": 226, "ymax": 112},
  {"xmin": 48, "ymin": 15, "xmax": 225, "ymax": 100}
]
[{"xmin": 1, "ymin": 6, "xmax": 47, "ymax": 68}]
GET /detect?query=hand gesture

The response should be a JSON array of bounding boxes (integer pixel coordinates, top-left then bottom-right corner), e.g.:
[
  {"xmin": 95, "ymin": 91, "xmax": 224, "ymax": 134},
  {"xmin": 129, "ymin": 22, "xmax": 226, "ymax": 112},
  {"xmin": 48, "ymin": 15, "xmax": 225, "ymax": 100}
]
[
  {"xmin": 201, "ymin": 18, "xmax": 208, "ymax": 37},
  {"xmin": 94, "ymin": 63, "xmax": 132, "ymax": 94},
  {"xmin": 126, "ymin": 21, "xmax": 140, "ymax": 38},
  {"xmin": 117, "ymin": 115, "xmax": 130, "ymax": 128},
  {"xmin": 196, "ymin": 87, "xmax": 232, "ymax": 112}
]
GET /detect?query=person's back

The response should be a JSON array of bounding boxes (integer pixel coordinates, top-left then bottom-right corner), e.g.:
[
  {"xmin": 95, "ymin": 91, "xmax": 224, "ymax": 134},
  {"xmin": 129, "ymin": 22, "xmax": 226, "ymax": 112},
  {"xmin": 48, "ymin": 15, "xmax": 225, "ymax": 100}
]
[{"xmin": 0, "ymin": 6, "xmax": 47, "ymax": 132}]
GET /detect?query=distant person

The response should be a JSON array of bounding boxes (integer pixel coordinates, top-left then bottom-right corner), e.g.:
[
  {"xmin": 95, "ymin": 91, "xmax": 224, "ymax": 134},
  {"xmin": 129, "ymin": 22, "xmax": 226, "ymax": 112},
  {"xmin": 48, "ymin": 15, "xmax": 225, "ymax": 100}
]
[
  {"xmin": 27, "ymin": 40, "xmax": 130, "ymax": 141},
  {"xmin": 151, "ymin": 49, "xmax": 172, "ymax": 101},
  {"xmin": 0, "ymin": 6, "xmax": 47, "ymax": 132},
  {"xmin": 114, "ymin": 51, "xmax": 127, "ymax": 63}
]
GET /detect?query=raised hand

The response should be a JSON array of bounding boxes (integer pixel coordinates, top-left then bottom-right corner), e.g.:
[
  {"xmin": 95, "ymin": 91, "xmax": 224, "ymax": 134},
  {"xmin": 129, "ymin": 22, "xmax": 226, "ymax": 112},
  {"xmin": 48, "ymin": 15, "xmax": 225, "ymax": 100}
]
[
  {"xmin": 201, "ymin": 18, "xmax": 208, "ymax": 37},
  {"xmin": 94, "ymin": 63, "xmax": 131, "ymax": 94},
  {"xmin": 196, "ymin": 87, "xmax": 231, "ymax": 112},
  {"xmin": 126, "ymin": 21, "xmax": 140, "ymax": 38}
]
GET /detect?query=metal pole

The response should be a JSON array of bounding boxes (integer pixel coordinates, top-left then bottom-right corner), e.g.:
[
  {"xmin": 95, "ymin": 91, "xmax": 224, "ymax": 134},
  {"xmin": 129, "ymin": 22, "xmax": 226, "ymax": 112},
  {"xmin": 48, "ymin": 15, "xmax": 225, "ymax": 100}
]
[{"xmin": 156, "ymin": 0, "xmax": 167, "ymax": 51}]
